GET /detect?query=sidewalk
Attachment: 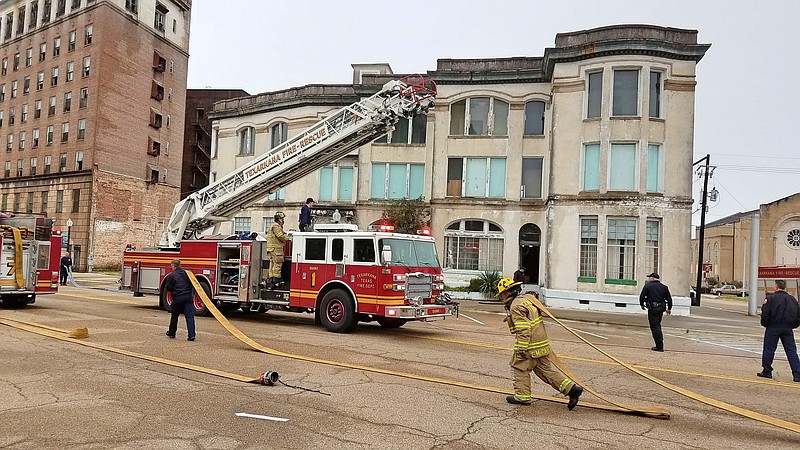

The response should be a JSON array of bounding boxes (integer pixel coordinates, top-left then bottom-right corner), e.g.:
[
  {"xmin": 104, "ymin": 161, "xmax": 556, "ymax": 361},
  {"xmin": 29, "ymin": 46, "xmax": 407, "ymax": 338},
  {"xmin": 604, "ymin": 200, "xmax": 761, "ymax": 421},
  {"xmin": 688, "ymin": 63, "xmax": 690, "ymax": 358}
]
[
  {"xmin": 464, "ymin": 294, "xmax": 763, "ymax": 335},
  {"xmin": 70, "ymin": 271, "xmax": 121, "ymax": 288}
]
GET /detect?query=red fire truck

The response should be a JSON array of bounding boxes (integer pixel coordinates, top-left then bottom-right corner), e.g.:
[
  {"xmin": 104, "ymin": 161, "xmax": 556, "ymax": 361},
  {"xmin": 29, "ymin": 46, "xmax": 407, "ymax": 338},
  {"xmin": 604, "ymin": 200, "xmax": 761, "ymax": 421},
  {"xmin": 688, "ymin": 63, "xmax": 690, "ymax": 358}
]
[
  {"xmin": 121, "ymin": 76, "xmax": 457, "ymax": 332},
  {"xmin": 1, "ymin": 213, "xmax": 61, "ymax": 306}
]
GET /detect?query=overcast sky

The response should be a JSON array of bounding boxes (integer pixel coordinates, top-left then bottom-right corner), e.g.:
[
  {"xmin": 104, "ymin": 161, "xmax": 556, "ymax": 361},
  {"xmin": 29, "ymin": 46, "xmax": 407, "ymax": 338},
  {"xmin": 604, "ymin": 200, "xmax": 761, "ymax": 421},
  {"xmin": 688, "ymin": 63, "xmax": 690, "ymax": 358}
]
[{"xmin": 187, "ymin": 0, "xmax": 799, "ymax": 228}]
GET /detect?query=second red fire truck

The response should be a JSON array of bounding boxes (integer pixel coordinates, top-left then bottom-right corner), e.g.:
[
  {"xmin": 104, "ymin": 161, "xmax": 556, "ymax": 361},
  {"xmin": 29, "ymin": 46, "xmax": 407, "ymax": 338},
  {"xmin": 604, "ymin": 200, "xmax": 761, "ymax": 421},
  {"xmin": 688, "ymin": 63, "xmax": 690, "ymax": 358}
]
[{"xmin": 121, "ymin": 76, "xmax": 458, "ymax": 332}]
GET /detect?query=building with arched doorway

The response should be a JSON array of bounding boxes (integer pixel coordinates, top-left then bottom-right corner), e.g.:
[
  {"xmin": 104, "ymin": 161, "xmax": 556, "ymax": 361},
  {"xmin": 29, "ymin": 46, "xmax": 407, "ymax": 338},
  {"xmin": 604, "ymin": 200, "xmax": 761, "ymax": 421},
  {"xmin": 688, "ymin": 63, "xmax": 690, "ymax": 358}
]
[{"xmin": 206, "ymin": 25, "xmax": 710, "ymax": 315}]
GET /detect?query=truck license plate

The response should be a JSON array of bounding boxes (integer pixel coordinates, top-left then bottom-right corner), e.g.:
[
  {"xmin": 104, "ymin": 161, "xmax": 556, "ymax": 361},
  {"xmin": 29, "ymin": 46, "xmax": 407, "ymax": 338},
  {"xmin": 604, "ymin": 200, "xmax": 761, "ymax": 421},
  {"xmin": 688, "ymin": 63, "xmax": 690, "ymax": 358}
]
[{"xmin": 428, "ymin": 308, "xmax": 445, "ymax": 315}]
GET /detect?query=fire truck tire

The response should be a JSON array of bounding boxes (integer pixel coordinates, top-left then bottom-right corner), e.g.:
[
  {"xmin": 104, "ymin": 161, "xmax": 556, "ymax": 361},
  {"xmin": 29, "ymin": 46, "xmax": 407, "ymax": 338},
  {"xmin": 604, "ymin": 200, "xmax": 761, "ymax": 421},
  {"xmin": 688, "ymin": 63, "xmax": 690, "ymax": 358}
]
[
  {"xmin": 2, "ymin": 295, "xmax": 30, "ymax": 308},
  {"xmin": 159, "ymin": 289, "xmax": 173, "ymax": 313},
  {"xmin": 376, "ymin": 317, "xmax": 407, "ymax": 328},
  {"xmin": 319, "ymin": 289, "xmax": 357, "ymax": 333},
  {"xmin": 192, "ymin": 280, "xmax": 212, "ymax": 317}
]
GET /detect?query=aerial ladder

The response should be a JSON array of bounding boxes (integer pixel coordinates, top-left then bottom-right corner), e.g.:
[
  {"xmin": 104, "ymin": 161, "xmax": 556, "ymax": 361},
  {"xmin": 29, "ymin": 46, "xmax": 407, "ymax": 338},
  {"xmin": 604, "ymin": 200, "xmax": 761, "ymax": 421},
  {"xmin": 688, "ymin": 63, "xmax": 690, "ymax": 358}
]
[{"xmin": 162, "ymin": 75, "xmax": 437, "ymax": 248}]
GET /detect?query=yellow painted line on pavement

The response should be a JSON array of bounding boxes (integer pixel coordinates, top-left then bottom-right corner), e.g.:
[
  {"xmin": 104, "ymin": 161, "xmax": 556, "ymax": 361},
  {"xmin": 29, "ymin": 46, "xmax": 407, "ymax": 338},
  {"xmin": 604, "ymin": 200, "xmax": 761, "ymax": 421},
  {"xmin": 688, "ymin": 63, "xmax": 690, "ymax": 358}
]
[
  {"xmin": 0, "ymin": 316, "xmax": 259, "ymax": 384},
  {"xmin": 56, "ymin": 292, "xmax": 150, "ymax": 306},
  {"xmin": 418, "ymin": 335, "xmax": 800, "ymax": 389}
]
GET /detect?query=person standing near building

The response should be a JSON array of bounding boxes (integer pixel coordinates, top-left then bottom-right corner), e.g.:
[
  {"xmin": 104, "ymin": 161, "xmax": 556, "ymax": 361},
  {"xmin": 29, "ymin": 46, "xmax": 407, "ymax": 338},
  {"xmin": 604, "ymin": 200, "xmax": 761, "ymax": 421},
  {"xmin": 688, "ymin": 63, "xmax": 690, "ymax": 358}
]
[
  {"xmin": 639, "ymin": 272, "xmax": 672, "ymax": 352},
  {"xmin": 513, "ymin": 266, "xmax": 526, "ymax": 283},
  {"xmin": 267, "ymin": 212, "xmax": 287, "ymax": 287},
  {"xmin": 299, "ymin": 197, "xmax": 314, "ymax": 231},
  {"xmin": 59, "ymin": 253, "xmax": 72, "ymax": 285},
  {"xmin": 758, "ymin": 279, "xmax": 800, "ymax": 382},
  {"xmin": 497, "ymin": 277, "xmax": 584, "ymax": 409},
  {"xmin": 164, "ymin": 259, "xmax": 196, "ymax": 341}
]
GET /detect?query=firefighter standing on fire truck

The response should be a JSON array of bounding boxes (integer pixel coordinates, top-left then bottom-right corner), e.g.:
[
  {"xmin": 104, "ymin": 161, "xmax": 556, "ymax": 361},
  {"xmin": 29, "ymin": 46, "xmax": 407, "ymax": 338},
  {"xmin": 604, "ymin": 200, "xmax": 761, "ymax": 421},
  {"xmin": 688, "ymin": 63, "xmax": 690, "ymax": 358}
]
[
  {"xmin": 266, "ymin": 212, "xmax": 287, "ymax": 287},
  {"xmin": 498, "ymin": 277, "xmax": 584, "ymax": 409}
]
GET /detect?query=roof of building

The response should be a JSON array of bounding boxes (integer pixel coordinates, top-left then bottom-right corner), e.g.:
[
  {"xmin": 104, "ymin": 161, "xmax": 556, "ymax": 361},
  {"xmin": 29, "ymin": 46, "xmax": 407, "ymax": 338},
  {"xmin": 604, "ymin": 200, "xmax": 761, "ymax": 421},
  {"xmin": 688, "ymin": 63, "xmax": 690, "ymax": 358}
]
[
  {"xmin": 209, "ymin": 24, "xmax": 711, "ymax": 120},
  {"xmin": 704, "ymin": 192, "xmax": 800, "ymax": 228}
]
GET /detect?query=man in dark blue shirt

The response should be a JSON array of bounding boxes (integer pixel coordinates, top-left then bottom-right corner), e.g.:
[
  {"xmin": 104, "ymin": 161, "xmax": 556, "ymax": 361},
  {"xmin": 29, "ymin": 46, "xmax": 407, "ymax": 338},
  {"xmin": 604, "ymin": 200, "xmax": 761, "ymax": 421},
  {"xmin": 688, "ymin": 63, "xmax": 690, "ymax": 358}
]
[
  {"xmin": 59, "ymin": 254, "xmax": 72, "ymax": 285},
  {"xmin": 299, "ymin": 197, "xmax": 314, "ymax": 231},
  {"xmin": 164, "ymin": 259, "xmax": 196, "ymax": 341},
  {"xmin": 758, "ymin": 279, "xmax": 800, "ymax": 382},
  {"xmin": 639, "ymin": 273, "xmax": 672, "ymax": 352}
]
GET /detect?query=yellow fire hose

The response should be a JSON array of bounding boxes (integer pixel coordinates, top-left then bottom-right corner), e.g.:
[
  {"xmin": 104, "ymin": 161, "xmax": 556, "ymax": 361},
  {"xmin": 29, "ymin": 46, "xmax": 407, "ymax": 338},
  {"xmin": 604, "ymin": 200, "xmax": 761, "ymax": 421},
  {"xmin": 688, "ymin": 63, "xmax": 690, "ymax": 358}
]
[
  {"xmin": 185, "ymin": 271, "xmax": 669, "ymax": 418},
  {"xmin": 0, "ymin": 226, "xmax": 26, "ymax": 288},
  {"xmin": 525, "ymin": 295, "xmax": 800, "ymax": 434},
  {"xmin": 2, "ymin": 270, "xmax": 798, "ymax": 435}
]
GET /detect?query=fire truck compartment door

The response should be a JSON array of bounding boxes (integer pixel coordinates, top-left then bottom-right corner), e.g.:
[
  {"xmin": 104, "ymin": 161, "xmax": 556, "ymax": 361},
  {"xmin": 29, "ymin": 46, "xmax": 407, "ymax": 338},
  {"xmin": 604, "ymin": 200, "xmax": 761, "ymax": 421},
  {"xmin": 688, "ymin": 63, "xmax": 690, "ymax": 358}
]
[
  {"xmin": 139, "ymin": 267, "xmax": 162, "ymax": 291},
  {"xmin": 122, "ymin": 266, "xmax": 133, "ymax": 288},
  {"xmin": 330, "ymin": 237, "xmax": 346, "ymax": 280},
  {"xmin": 1, "ymin": 239, "xmax": 36, "ymax": 290}
]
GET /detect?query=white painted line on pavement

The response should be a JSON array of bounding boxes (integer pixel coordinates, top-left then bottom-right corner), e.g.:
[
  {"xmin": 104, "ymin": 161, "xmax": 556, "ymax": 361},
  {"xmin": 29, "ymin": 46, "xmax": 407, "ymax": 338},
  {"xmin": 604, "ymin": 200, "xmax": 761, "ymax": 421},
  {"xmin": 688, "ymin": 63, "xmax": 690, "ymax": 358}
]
[
  {"xmin": 235, "ymin": 413, "xmax": 289, "ymax": 422},
  {"xmin": 664, "ymin": 333, "xmax": 761, "ymax": 355},
  {"xmin": 569, "ymin": 328, "xmax": 609, "ymax": 340},
  {"xmin": 459, "ymin": 313, "xmax": 486, "ymax": 326}
]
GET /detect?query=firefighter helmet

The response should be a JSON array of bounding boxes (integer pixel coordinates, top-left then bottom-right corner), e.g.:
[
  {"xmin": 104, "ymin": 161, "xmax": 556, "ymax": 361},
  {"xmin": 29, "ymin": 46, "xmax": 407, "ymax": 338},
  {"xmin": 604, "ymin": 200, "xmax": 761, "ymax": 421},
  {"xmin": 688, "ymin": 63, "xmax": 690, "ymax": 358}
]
[
  {"xmin": 274, "ymin": 211, "xmax": 286, "ymax": 221},
  {"xmin": 496, "ymin": 277, "xmax": 522, "ymax": 296}
]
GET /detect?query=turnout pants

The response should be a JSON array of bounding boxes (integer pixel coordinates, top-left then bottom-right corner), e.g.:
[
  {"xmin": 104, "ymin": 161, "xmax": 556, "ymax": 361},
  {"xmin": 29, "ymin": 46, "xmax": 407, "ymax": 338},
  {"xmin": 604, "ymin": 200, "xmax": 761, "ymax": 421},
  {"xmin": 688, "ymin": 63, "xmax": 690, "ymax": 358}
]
[
  {"xmin": 510, "ymin": 352, "xmax": 574, "ymax": 402},
  {"xmin": 762, "ymin": 327, "xmax": 800, "ymax": 378},
  {"xmin": 648, "ymin": 306, "xmax": 666, "ymax": 349},
  {"xmin": 168, "ymin": 298, "xmax": 196, "ymax": 339},
  {"xmin": 268, "ymin": 252, "xmax": 284, "ymax": 279}
]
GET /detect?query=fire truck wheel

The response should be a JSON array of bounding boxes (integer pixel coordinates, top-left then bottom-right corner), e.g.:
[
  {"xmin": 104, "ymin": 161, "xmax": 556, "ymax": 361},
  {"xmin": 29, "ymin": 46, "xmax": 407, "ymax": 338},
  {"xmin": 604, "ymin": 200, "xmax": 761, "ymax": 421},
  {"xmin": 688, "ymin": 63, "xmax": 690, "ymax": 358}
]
[
  {"xmin": 1, "ymin": 295, "xmax": 30, "ymax": 308},
  {"xmin": 159, "ymin": 289, "xmax": 174, "ymax": 313},
  {"xmin": 192, "ymin": 280, "xmax": 212, "ymax": 317},
  {"xmin": 319, "ymin": 289, "xmax": 357, "ymax": 333},
  {"xmin": 376, "ymin": 317, "xmax": 407, "ymax": 328}
]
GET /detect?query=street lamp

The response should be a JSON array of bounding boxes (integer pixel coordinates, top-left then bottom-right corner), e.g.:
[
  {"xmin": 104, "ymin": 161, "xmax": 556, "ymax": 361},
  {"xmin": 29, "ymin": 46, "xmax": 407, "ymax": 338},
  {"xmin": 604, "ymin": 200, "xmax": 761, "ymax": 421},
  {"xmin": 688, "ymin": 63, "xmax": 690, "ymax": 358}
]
[{"xmin": 66, "ymin": 218, "xmax": 74, "ymax": 258}]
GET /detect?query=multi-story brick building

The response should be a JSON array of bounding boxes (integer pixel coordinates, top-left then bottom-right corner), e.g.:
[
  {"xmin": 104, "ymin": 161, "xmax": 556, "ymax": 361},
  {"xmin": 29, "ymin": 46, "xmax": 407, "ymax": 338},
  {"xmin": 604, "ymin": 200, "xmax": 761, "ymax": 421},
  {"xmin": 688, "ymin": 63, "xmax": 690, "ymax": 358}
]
[
  {"xmin": 208, "ymin": 25, "xmax": 710, "ymax": 315},
  {"xmin": 0, "ymin": 0, "xmax": 190, "ymax": 270},
  {"xmin": 181, "ymin": 88, "xmax": 248, "ymax": 199}
]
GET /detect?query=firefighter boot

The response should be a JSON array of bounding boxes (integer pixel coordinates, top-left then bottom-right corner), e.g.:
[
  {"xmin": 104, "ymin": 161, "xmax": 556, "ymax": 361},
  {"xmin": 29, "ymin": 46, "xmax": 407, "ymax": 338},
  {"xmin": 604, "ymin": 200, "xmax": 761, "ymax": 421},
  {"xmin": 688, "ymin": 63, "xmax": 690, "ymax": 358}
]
[
  {"xmin": 506, "ymin": 395, "xmax": 531, "ymax": 405},
  {"xmin": 567, "ymin": 384, "xmax": 583, "ymax": 410}
]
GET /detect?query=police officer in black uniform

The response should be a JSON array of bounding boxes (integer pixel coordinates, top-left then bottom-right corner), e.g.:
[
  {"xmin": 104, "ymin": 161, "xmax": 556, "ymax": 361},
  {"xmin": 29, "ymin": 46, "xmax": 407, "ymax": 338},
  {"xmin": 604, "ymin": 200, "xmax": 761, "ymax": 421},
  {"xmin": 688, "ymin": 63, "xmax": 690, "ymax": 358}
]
[{"xmin": 639, "ymin": 272, "xmax": 672, "ymax": 352}]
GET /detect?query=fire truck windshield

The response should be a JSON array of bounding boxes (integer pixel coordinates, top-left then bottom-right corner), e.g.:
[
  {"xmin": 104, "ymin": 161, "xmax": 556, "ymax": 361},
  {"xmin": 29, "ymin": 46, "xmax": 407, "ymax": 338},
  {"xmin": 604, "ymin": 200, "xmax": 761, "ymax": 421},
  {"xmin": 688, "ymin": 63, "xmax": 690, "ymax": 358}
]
[{"xmin": 379, "ymin": 238, "xmax": 440, "ymax": 268}]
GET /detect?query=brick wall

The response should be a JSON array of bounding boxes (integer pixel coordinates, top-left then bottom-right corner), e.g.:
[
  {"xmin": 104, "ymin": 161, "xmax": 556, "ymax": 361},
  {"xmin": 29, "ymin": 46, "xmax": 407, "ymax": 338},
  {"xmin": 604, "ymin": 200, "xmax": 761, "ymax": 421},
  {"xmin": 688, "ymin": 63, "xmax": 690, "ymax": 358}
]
[{"xmin": 91, "ymin": 168, "xmax": 178, "ymax": 269}]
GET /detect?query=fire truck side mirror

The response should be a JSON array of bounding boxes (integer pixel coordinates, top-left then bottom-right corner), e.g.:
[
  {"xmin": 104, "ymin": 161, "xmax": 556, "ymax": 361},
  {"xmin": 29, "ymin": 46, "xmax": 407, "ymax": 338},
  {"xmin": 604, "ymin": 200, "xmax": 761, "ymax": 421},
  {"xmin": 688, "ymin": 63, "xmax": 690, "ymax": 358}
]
[{"xmin": 381, "ymin": 245, "xmax": 392, "ymax": 266}]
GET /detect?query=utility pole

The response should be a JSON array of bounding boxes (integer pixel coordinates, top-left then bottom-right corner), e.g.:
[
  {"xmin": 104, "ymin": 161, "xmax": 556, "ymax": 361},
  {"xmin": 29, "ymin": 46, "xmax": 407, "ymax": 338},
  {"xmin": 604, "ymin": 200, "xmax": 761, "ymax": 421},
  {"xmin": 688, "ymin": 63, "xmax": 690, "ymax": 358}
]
[{"xmin": 693, "ymin": 155, "xmax": 711, "ymax": 307}]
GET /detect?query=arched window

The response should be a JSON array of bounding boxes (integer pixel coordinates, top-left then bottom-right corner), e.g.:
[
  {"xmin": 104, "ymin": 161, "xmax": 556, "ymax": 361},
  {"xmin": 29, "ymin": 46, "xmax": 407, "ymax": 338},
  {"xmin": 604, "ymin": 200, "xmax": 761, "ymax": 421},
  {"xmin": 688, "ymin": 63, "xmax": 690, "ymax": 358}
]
[
  {"xmin": 271, "ymin": 122, "xmax": 288, "ymax": 149},
  {"xmin": 523, "ymin": 101, "xmax": 545, "ymax": 136},
  {"xmin": 238, "ymin": 126, "xmax": 254, "ymax": 155},
  {"xmin": 444, "ymin": 219, "xmax": 503, "ymax": 271},
  {"xmin": 449, "ymin": 97, "xmax": 509, "ymax": 136}
]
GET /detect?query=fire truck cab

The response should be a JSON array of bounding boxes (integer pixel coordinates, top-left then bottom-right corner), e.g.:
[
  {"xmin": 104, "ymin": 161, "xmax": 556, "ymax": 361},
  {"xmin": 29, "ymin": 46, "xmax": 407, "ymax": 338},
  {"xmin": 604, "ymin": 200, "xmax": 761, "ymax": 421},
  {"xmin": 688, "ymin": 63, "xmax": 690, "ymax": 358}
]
[{"xmin": 123, "ymin": 224, "xmax": 456, "ymax": 332}]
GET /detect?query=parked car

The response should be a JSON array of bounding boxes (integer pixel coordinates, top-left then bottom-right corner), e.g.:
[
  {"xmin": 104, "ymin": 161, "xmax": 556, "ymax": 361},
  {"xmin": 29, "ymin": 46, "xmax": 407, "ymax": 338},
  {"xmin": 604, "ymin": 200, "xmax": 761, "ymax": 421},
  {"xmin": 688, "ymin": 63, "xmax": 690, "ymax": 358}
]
[{"xmin": 710, "ymin": 284, "xmax": 748, "ymax": 297}]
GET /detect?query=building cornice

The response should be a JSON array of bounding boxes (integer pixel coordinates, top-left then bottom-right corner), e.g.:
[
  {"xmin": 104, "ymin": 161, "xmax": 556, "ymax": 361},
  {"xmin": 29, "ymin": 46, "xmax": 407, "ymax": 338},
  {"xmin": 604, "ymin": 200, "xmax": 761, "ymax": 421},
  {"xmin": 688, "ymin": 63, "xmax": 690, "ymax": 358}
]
[
  {"xmin": 210, "ymin": 24, "xmax": 710, "ymax": 118},
  {"xmin": 209, "ymin": 84, "xmax": 358, "ymax": 120}
]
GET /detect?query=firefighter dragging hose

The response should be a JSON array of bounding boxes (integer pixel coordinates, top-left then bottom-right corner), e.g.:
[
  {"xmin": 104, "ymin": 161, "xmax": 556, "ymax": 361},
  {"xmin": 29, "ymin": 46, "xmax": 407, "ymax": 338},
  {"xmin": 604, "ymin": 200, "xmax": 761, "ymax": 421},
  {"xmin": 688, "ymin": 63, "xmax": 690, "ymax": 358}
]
[{"xmin": 497, "ymin": 277, "xmax": 584, "ymax": 409}]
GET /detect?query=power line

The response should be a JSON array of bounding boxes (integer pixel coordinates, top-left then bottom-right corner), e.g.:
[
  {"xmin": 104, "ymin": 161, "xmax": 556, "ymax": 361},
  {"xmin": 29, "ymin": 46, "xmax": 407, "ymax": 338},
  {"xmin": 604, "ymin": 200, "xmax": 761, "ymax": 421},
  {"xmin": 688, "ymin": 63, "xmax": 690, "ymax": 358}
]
[
  {"xmin": 694, "ymin": 152, "xmax": 800, "ymax": 161},
  {"xmin": 712, "ymin": 178, "xmax": 749, "ymax": 210},
  {"xmin": 713, "ymin": 164, "xmax": 800, "ymax": 174}
]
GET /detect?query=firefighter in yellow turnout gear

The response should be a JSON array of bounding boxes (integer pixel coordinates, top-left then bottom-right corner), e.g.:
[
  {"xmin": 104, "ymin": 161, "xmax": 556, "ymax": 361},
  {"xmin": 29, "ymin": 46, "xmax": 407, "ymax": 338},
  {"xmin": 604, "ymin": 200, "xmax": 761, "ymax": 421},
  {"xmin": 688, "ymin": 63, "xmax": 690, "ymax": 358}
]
[
  {"xmin": 498, "ymin": 277, "xmax": 584, "ymax": 409},
  {"xmin": 266, "ymin": 212, "xmax": 287, "ymax": 288}
]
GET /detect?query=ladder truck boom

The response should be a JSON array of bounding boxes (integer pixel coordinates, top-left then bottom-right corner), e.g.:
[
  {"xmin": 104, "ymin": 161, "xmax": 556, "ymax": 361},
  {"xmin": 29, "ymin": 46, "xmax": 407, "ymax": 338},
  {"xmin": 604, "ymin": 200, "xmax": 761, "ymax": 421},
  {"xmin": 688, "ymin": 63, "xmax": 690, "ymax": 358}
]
[{"xmin": 162, "ymin": 75, "xmax": 437, "ymax": 248}]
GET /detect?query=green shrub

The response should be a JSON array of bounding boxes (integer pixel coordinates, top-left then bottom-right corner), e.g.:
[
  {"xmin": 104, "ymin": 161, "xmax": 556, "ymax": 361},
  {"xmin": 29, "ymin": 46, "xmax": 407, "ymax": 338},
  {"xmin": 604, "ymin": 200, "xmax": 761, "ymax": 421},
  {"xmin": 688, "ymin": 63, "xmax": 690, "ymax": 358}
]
[
  {"xmin": 468, "ymin": 278, "xmax": 482, "ymax": 292},
  {"xmin": 476, "ymin": 271, "xmax": 502, "ymax": 297}
]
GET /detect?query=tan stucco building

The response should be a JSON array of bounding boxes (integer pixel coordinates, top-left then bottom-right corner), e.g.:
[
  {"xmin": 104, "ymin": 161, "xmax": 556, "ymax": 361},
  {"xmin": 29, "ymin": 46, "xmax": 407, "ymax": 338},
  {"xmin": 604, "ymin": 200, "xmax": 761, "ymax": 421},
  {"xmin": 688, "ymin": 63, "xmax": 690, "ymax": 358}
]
[
  {"xmin": 691, "ymin": 193, "xmax": 800, "ymax": 287},
  {"xmin": 208, "ymin": 25, "xmax": 710, "ymax": 315}
]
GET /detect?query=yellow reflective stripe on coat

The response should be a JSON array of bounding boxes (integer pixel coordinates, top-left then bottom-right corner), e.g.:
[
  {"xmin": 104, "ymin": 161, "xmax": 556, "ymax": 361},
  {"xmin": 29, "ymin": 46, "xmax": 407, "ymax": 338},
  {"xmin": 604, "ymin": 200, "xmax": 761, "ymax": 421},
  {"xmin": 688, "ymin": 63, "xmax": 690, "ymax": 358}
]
[{"xmin": 514, "ymin": 339, "xmax": 550, "ymax": 350}]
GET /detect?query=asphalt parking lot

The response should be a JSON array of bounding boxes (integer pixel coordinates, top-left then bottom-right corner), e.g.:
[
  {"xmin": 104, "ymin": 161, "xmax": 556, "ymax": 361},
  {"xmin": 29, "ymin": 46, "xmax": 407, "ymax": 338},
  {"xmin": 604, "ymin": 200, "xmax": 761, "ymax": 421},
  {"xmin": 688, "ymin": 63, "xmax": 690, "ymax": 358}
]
[{"xmin": 1, "ymin": 275, "xmax": 798, "ymax": 449}]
